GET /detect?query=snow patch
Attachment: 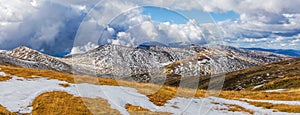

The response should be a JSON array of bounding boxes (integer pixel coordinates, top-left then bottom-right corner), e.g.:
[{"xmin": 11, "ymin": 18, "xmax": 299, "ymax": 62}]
[
  {"xmin": 241, "ymin": 98, "xmax": 300, "ymax": 106},
  {"xmin": 252, "ymin": 84, "xmax": 264, "ymax": 90},
  {"xmin": 210, "ymin": 97, "xmax": 296, "ymax": 115},
  {"xmin": 69, "ymin": 42, "xmax": 99, "ymax": 55},
  {"xmin": 264, "ymin": 89, "xmax": 286, "ymax": 92},
  {"xmin": 0, "ymin": 72, "xmax": 7, "ymax": 76},
  {"xmin": 158, "ymin": 97, "xmax": 246, "ymax": 115}
]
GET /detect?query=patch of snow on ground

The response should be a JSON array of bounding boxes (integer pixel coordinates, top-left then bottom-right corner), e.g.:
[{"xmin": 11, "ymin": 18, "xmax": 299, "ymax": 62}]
[
  {"xmin": 159, "ymin": 97, "xmax": 246, "ymax": 115},
  {"xmin": 241, "ymin": 98, "xmax": 300, "ymax": 106},
  {"xmin": 209, "ymin": 97, "xmax": 297, "ymax": 115},
  {"xmin": 73, "ymin": 84, "xmax": 158, "ymax": 114},
  {"xmin": 252, "ymin": 84, "xmax": 264, "ymax": 90},
  {"xmin": 264, "ymin": 89, "xmax": 286, "ymax": 92},
  {"xmin": 0, "ymin": 72, "xmax": 6, "ymax": 76},
  {"xmin": 0, "ymin": 74, "xmax": 298, "ymax": 115}
]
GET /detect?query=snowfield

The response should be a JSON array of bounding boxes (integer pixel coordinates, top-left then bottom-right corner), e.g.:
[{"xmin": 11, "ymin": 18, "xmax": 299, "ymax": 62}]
[{"xmin": 0, "ymin": 71, "xmax": 299, "ymax": 115}]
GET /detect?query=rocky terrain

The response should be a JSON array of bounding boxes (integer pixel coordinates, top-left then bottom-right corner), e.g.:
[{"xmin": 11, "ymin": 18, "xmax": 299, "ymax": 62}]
[{"xmin": 0, "ymin": 45, "xmax": 290, "ymax": 82}]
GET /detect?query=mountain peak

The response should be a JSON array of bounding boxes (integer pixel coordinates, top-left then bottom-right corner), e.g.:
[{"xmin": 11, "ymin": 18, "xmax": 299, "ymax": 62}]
[{"xmin": 12, "ymin": 46, "xmax": 36, "ymax": 52}]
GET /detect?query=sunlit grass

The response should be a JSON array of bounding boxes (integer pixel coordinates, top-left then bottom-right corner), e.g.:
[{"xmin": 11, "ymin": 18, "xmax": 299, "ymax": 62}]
[
  {"xmin": 125, "ymin": 104, "xmax": 171, "ymax": 115},
  {"xmin": 32, "ymin": 91, "xmax": 120, "ymax": 115},
  {"xmin": 219, "ymin": 90, "xmax": 300, "ymax": 101},
  {"xmin": 224, "ymin": 104, "xmax": 253, "ymax": 114},
  {"xmin": 0, "ymin": 75, "xmax": 11, "ymax": 82},
  {"xmin": 0, "ymin": 105, "xmax": 16, "ymax": 115},
  {"xmin": 246, "ymin": 101, "xmax": 300, "ymax": 113}
]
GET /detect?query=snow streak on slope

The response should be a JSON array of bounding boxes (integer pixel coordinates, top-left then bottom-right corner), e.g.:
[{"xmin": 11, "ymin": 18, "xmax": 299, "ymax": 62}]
[
  {"xmin": 241, "ymin": 98, "xmax": 300, "ymax": 106},
  {"xmin": 0, "ymin": 71, "xmax": 298, "ymax": 115},
  {"xmin": 209, "ymin": 97, "xmax": 299, "ymax": 115}
]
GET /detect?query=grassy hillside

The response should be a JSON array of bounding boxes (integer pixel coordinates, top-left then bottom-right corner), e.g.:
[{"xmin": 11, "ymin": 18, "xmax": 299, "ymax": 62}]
[
  {"xmin": 165, "ymin": 58, "xmax": 300, "ymax": 90},
  {"xmin": 0, "ymin": 105, "xmax": 16, "ymax": 115},
  {"xmin": 224, "ymin": 58, "xmax": 300, "ymax": 90}
]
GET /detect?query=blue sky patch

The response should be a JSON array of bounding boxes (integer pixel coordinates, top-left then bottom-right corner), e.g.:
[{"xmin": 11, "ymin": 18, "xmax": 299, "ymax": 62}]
[{"xmin": 142, "ymin": 6, "xmax": 188, "ymax": 24}]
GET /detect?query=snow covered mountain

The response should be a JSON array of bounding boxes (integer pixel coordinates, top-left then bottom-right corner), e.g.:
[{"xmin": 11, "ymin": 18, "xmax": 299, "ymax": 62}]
[
  {"xmin": 0, "ymin": 45, "xmax": 290, "ymax": 82},
  {"xmin": 0, "ymin": 46, "xmax": 76, "ymax": 73},
  {"xmin": 164, "ymin": 45, "xmax": 290, "ymax": 78}
]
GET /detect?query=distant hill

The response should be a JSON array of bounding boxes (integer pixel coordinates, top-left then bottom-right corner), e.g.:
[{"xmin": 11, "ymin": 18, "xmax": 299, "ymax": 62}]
[
  {"xmin": 245, "ymin": 48, "xmax": 300, "ymax": 57},
  {"xmin": 165, "ymin": 58, "xmax": 300, "ymax": 91}
]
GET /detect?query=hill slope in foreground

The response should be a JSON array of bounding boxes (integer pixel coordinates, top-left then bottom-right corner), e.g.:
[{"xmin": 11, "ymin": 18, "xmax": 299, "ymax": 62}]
[{"xmin": 0, "ymin": 61, "xmax": 300, "ymax": 115}]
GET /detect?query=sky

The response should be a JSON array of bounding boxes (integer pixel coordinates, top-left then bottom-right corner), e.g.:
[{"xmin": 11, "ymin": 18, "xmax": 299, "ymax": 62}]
[{"xmin": 0, "ymin": 0, "xmax": 299, "ymax": 56}]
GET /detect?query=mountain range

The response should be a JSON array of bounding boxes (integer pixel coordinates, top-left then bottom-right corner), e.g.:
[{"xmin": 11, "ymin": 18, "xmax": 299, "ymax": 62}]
[
  {"xmin": 245, "ymin": 48, "xmax": 300, "ymax": 57},
  {"xmin": 0, "ymin": 45, "xmax": 291, "ymax": 83}
]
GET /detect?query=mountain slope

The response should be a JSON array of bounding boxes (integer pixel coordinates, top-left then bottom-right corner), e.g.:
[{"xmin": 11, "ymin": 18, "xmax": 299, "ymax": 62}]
[
  {"xmin": 165, "ymin": 58, "xmax": 300, "ymax": 90},
  {"xmin": 65, "ymin": 45, "xmax": 196, "ymax": 80},
  {"xmin": 223, "ymin": 58, "xmax": 300, "ymax": 90},
  {"xmin": 0, "ymin": 46, "xmax": 75, "ymax": 73},
  {"xmin": 164, "ymin": 45, "xmax": 290, "ymax": 77},
  {"xmin": 67, "ymin": 45, "xmax": 289, "ymax": 82},
  {"xmin": 245, "ymin": 48, "xmax": 300, "ymax": 57},
  {"xmin": 0, "ymin": 45, "xmax": 291, "ymax": 83}
]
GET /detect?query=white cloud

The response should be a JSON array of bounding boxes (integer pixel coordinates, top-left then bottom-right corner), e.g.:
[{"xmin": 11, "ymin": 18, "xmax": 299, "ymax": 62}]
[
  {"xmin": 272, "ymin": 37, "xmax": 285, "ymax": 43},
  {"xmin": 240, "ymin": 38, "xmax": 269, "ymax": 43},
  {"xmin": 99, "ymin": 9, "xmax": 217, "ymax": 48},
  {"xmin": 70, "ymin": 42, "xmax": 98, "ymax": 55},
  {"xmin": 0, "ymin": 0, "xmax": 299, "ymax": 55},
  {"xmin": 126, "ymin": 0, "xmax": 300, "ymax": 49},
  {"xmin": 0, "ymin": 0, "xmax": 84, "ymax": 55}
]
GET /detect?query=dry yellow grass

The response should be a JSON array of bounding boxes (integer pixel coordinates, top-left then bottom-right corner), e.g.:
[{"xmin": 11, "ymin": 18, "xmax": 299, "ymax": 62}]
[
  {"xmin": 59, "ymin": 83, "xmax": 70, "ymax": 87},
  {"xmin": 125, "ymin": 104, "xmax": 171, "ymax": 115},
  {"xmin": 259, "ymin": 76, "xmax": 300, "ymax": 90},
  {"xmin": 126, "ymin": 104, "xmax": 150, "ymax": 112},
  {"xmin": 0, "ymin": 65, "xmax": 75, "ymax": 83},
  {"xmin": 219, "ymin": 90, "xmax": 300, "ymax": 101},
  {"xmin": 32, "ymin": 91, "xmax": 120, "ymax": 115},
  {"xmin": 0, "ymin": 105, "xmax": 16, "ymax": 115},
  {"xmin": 147, "ymin": 86, "xmax": 178, "ymax": 106},
  {"xmin": 247, "ymin": 101, "xmax": 300, "ymax": 113},
  {"xmin": 224, "ymin": 104, "xmax": 253, "ymax": 114},
  {"xmin": 0, "ymin": 76, "xmax": 11, "ymax": 82}
]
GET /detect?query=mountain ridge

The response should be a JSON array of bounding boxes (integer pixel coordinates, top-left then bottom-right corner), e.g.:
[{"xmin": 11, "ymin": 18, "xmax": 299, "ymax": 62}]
[
  {"xmin": 0, "ymin": 45, "xmax": 291, "ymax": 82},
  {"xmin": 244, "ymin": 48, "xmax": 300, "ymax": 57}
]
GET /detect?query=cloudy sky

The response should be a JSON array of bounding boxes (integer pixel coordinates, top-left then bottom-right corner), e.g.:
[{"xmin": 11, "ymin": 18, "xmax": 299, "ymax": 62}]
[{"xmin": 0, "ymin": 0, "xmax": 299, "ymax": 56}]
